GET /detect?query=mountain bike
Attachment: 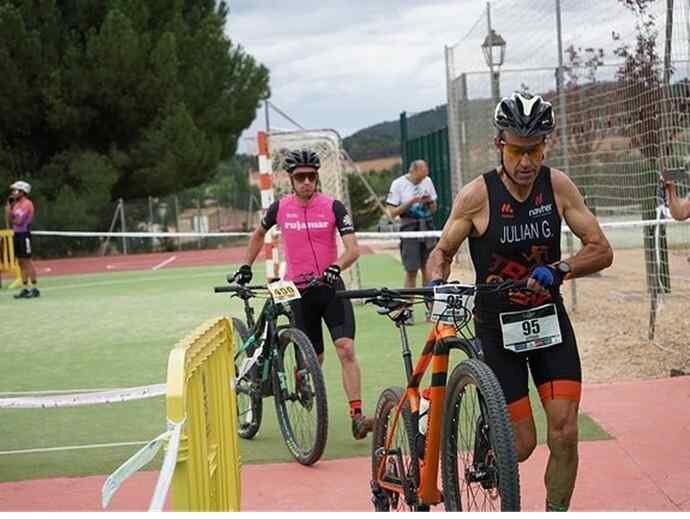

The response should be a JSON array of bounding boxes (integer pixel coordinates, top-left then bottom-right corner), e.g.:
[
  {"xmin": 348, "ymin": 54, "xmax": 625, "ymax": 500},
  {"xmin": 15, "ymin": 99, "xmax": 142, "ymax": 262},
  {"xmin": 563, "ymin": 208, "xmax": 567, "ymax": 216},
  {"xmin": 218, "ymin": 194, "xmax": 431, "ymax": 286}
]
[
  {"xmin": 214, "ymin": 277, "xmax": 328, "ymax": 465},
  {"xmin": 338, "ymin": 281, "xmax": 521, "ymax": 511}
]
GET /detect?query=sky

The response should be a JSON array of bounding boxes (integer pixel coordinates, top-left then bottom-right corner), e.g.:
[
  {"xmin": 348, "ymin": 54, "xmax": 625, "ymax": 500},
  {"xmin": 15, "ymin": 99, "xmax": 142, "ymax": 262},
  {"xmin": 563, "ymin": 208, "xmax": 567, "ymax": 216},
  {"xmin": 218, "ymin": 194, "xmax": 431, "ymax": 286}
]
[
  {"xmin": 227, "ymin": 0, "xmax": 486, "ymax": 148},
  {"xmin": 226, "ymin": 0, "xmax": 685, "ymax": 151}
]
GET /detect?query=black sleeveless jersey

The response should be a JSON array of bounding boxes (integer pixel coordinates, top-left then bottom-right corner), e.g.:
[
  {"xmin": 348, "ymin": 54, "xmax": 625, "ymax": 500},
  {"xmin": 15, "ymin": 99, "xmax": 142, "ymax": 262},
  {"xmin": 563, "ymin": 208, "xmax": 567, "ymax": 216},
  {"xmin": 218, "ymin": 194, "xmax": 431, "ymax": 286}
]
[{"xmin": 469, "ymin": 166, "xmax": 562, "ymax": 315}]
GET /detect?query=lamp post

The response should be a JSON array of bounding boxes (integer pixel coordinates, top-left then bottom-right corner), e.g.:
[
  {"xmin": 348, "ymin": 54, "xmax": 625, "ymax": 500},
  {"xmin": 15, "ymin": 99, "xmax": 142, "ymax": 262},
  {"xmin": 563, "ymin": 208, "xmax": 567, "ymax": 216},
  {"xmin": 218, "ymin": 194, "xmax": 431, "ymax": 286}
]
[{"xmin": 481, "ymin": 4, "xmax": 506, "ymax": 107}]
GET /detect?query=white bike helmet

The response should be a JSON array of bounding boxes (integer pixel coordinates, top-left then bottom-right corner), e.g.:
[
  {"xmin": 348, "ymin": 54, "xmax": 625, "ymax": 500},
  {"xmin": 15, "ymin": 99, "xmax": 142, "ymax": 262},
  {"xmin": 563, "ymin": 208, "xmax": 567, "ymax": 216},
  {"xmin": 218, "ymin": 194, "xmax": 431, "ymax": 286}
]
[{"xmin": 10, "ymin": 181, "xmax": 31, "ymax": 194}]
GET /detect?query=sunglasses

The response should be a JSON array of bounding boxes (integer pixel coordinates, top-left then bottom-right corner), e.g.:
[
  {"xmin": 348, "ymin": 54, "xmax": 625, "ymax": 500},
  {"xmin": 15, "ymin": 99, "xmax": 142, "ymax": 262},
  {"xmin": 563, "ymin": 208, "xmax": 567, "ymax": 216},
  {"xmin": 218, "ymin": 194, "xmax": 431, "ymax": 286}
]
[
  {"xmin": 292, "ymin": 171, "xmax": 318, "ymax": 183},
  {"xmin": 500, "ymin": 140, "xmax": 546, "ymax": 162}
]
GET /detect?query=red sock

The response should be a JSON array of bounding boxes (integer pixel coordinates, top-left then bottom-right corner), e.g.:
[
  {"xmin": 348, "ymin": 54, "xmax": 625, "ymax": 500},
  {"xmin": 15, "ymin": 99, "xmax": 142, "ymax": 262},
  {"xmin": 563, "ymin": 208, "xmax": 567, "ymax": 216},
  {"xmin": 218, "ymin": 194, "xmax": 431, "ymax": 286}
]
[{"xmin": 349, "ymin": 399, "xmax": 362, "ymax": 417}]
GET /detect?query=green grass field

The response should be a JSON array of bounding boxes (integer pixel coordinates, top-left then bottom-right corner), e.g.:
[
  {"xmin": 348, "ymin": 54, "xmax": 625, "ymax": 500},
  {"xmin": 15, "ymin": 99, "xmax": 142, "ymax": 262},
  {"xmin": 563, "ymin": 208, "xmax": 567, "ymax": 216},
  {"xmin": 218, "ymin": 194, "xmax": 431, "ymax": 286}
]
[{"xmin": 0, "ymin": 254, "xmax": 608, "ymax": 483}]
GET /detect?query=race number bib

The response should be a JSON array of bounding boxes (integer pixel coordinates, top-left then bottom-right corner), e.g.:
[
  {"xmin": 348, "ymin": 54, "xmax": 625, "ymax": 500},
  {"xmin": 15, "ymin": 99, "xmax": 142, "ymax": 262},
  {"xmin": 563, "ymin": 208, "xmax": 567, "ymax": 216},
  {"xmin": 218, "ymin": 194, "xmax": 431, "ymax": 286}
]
[
  {"xmin": 499, "ymin": 304, "xmax": 562, "ymax": 353},
  {"xmin": 267, "ymin": 280, "xmax": 301, "ymax": 303},
  {"xmin": 430, "ymin": 285, "xmax": 475, "ymax": 325}
]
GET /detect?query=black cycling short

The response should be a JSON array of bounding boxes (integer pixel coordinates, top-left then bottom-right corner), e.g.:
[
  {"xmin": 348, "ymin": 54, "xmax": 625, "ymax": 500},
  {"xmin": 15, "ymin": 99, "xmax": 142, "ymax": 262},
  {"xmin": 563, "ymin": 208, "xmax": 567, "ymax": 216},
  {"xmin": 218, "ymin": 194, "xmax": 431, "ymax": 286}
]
[
  {"xmin": 290, "ymin": 278, "xmax": 355, "ymax": 356},
  {"xmin": 13, "ymin": 232, "xmax": 32, "ymax": 258},
  {"xmin": 475, "ymin": 301, "xmax": 581, "ymax": 422}
]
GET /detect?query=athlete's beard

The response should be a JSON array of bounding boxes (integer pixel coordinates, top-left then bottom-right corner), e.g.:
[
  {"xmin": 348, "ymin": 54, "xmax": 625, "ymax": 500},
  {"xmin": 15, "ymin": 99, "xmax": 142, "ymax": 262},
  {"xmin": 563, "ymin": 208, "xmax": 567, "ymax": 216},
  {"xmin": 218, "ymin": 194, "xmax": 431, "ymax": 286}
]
[{"xmin": 292, "ymin": 181, "xmax": 317, "ymax": 201}]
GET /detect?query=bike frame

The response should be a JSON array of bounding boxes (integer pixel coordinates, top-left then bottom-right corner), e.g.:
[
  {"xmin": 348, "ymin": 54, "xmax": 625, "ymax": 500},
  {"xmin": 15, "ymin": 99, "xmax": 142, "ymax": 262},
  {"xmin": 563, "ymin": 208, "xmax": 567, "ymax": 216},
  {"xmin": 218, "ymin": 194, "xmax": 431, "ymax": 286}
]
[
  {"xmin": 377, "ymin": 321, "xmax": 476, "ymax": 507},
  {"xmin": 233, "ymin": 288, "xmax": 294, "ymax": 389}
]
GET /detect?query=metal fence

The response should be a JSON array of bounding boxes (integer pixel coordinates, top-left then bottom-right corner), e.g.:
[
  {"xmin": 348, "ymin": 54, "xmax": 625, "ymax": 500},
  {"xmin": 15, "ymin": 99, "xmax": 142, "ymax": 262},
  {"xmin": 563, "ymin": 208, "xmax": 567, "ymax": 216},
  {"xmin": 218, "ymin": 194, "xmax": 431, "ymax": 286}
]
[{"xmin": 400, "ymin": 113, "xmax": 453, "ymax": 229}]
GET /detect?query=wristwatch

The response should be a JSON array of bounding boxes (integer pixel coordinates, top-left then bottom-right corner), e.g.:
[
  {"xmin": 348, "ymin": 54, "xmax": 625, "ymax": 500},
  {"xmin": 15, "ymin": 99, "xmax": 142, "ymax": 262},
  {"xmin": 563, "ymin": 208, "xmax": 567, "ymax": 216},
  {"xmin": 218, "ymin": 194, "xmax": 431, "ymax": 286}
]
[{"xmin": 555, "ymin": 261, "xmax": 572, "ymax": 277}]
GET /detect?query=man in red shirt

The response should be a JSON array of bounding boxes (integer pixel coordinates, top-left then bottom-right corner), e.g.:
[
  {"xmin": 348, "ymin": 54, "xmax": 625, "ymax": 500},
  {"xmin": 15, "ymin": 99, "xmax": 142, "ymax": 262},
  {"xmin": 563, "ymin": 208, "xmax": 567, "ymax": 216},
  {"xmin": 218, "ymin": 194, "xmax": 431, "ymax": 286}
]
[{"xmin": 5, "ymin": 181, "xmax": 39, "ymax": 298}]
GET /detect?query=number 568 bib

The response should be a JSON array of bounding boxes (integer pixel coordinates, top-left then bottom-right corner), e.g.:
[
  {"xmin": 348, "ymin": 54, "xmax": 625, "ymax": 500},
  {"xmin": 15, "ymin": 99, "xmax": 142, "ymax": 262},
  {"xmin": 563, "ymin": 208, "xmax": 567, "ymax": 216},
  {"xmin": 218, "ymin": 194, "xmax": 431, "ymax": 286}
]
[{"xmin": 499, "ymin": 303, "xmax": 562, "ymax": 353}]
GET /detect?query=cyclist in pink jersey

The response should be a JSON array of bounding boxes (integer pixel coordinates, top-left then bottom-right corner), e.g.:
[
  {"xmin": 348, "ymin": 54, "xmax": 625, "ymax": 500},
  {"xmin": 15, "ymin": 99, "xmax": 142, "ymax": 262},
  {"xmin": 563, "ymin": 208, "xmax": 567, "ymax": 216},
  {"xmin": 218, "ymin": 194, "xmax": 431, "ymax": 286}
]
[
  {"xmin": 233, "ymin": 149, "xmax": 374, "ymax": 440},
  {"xmin": 4, "ymin": 180, "xmax": 39, "ymax": 298}
]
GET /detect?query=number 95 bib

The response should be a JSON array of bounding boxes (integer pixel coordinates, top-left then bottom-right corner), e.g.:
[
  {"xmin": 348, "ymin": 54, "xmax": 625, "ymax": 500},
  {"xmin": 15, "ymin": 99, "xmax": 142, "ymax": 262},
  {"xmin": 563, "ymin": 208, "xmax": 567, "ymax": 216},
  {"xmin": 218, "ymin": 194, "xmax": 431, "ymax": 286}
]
[{"xmin": 499, "ymin": 303, "xmax": 562, "ymax": 353}]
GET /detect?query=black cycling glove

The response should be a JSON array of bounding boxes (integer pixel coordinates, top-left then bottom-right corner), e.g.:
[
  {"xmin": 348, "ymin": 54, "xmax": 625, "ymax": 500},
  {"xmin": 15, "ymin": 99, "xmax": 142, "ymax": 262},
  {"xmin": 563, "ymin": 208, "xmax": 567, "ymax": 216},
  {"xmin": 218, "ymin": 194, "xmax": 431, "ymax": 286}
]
[
  {"xmin": 235, "ymin": 264, "xmax": 253, "ymax": 285},
  {"xmin": 323, "ymin": 264, "xmax": 342, "ymax": 286}
]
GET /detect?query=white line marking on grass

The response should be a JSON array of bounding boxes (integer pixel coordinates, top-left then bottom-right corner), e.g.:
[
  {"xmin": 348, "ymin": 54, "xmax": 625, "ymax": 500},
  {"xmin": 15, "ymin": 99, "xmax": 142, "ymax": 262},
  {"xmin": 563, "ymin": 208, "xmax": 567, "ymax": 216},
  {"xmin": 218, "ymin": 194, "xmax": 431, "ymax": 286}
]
[
  {"xmin": 152, "ymin": 256, "xmax": 176, "ymax": 271},
  {"xmin": 0, "ymin": 441, "xmax": 150, "ymax": 456},
  {"xmin": 20, "ymin": 269, "xmax": 226, "ymax": 292}
]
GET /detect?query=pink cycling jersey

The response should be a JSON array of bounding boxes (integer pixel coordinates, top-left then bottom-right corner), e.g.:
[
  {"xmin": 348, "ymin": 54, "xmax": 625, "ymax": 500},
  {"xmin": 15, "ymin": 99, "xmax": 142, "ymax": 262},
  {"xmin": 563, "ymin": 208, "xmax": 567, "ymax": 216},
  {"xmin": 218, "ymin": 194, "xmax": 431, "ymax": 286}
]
[
  {"xmin": 261, "ymin": 193, "xmax": 355, "ymax": 286},
  {"xmin": 9, "ymin": 197, "xmax": 34, "ymax": 233}
]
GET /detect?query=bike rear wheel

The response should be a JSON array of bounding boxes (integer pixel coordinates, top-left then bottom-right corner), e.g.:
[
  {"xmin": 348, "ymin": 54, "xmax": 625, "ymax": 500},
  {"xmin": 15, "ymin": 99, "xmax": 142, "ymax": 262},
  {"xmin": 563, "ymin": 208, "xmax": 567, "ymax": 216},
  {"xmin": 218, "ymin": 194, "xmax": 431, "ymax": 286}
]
[
  {"xmin": 441, "ymin": 358, "xmax": 520, "ymax": 511},
  {"xmin": 272, "ymin": 327, "xmax": 328, "ymax": 465},
  {"xmin": 232, "ymin": 317, "xmax": 263, "ymax": 440},
  {"xmin": 371, "ymin": 386, "xmax": 425, "ymax": 511}
]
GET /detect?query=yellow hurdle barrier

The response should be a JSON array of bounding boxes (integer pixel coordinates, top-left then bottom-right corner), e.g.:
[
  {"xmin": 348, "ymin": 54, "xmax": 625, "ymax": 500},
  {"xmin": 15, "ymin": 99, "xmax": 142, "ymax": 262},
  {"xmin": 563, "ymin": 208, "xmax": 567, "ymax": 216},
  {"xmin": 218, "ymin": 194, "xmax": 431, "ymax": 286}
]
[
  {"xmin": 0, "ymin": 230, "xmax": 22, "ymax": 289},
  {"xmin": 166, "ymin": 316, "xmax": 241, "ymax": 511}
]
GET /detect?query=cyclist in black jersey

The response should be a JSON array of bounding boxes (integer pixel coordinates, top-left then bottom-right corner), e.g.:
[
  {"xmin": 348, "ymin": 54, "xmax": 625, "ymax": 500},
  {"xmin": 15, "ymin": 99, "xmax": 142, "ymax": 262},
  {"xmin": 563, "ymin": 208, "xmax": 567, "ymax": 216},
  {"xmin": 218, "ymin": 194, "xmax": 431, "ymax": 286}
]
[{"xmin": 427, "ymin": 92, "xmax": 613, "ymax": 511}]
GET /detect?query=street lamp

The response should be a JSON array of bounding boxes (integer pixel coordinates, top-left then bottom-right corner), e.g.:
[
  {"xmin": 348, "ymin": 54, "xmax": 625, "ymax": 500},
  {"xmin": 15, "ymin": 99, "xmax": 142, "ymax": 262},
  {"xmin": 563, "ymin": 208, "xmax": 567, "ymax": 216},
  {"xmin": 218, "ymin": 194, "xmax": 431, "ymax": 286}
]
[{"xmin": 481, "ymin": 29, "xmax": 506, "ymax": 105}]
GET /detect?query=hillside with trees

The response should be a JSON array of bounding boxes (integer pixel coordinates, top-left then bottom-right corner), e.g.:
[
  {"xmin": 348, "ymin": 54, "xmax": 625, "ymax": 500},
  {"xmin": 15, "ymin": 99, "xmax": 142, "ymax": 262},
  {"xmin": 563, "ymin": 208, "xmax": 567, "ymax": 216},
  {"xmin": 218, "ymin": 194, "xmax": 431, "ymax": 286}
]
[{"xmin": 344, "ymin": 105, "xmax": 448, "ymax": 161}]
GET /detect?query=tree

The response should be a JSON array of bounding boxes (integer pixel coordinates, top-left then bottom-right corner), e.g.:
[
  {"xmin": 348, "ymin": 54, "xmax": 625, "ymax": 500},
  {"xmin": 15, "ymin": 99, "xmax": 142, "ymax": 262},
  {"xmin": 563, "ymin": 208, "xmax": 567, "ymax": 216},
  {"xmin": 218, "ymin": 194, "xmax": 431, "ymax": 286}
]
[
  {"xmin": 0, "ymin": 0, "xmax": 269, "ymax": 234},
  {"xmin": 177, "ymin": 154, "xmax": 259, "ymax": 211},
  {"xmin": 348, "ymin": 165, "xmax": 400, "ymax": 230}
]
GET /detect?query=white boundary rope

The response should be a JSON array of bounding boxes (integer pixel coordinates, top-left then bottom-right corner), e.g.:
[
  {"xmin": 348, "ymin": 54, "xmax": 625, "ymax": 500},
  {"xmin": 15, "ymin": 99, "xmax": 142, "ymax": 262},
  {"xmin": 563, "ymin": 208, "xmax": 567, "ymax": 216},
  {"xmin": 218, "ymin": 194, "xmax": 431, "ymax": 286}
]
[
  {"xmin": 101, "ymin": 418, "xmax": 185, "ymax": 510},
  {"xmin": 32, "ymin": 230, "xmax": 251, "ymax": 238},
  {"xmin": 30, "ymin": 218, "xmax": 690, "ymax": 241},
  {"xmin": 0, "ymin": 384, "xmax": 165, "ymax": 409}
]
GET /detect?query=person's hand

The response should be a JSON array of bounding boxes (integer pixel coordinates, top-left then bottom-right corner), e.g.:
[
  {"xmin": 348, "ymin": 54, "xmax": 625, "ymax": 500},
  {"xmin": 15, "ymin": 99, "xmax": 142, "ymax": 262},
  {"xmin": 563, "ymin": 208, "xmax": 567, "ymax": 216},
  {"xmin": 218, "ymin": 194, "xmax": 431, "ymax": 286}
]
[
  {"xmin": 424, "ymin": 278, "xmax": 446, "ymax": 310},
  {"xmin": 420, "ymin": 194, "xmax": 433, "ymax": 206},
  {"xmin": 231, "ymin": 264, "xmax": 252, "ymax": 285},
  {"xmin": 322, "ymin": 264, "xmax": 341, "ymax": 286},
  {"xmin": 664, "ymin": 179, "xmax": 677, "ymax": 197},
  {"xmin": 408, "ymin": 195, "xmax": 426, "ymax": 206},
  {"xmin": 527, "ymin": 265, "xmax": 563, "ymax": 292}
]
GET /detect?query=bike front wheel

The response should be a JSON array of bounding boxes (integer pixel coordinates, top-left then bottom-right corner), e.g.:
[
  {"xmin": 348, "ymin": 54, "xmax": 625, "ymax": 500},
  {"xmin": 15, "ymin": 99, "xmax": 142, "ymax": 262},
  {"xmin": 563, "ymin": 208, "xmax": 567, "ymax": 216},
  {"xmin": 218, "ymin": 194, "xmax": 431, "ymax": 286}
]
[
  {"xmin": 441, "ymin": 358, "xmax": 520, "ymax": 511},
  {"xmin": 232, "ymin": 317, "xmax": 263, "ymax": 440},
  {"xmin": 272, "ymin": 327, "xmax": 328, "ymax": 465},
  {"xmin": 371, "ymin": 386, "xmax": 425, "ymax": 512}
]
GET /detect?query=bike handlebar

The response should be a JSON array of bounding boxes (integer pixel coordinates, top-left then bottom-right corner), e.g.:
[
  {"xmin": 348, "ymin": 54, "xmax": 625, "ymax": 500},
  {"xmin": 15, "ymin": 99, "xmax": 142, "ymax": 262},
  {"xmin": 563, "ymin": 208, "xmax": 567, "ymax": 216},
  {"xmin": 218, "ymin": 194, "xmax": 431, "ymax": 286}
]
[
  {"xmin": 336, "ymin": 280, "xmax": 527, "ymax": 300},
  {"xmin": 337, "ymin": 287, "xmax": 435, "ymax": 299},
  {"xmin": 214, "ymin": 276, "xmax": 330, "ymax": 297},
  {"xmin": 213, "ymin": 284, "xmax": 267, "ymax": 294}
]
